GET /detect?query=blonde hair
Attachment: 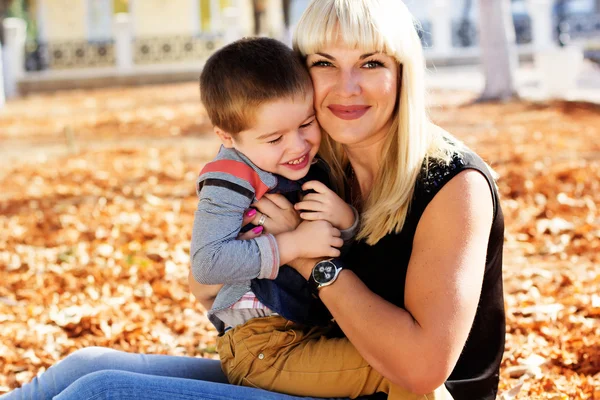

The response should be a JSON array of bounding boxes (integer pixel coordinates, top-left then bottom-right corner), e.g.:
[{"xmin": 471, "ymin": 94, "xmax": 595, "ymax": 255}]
[{"xmin": 293, "ymin": 0, "xmax": 463, "ymax": 245}]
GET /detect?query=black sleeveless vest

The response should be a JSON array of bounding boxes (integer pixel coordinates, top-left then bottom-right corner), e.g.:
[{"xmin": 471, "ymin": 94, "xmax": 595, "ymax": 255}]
[{"xmin": 346, "ymin": 150, "xmax": 505, "ymax": 400}]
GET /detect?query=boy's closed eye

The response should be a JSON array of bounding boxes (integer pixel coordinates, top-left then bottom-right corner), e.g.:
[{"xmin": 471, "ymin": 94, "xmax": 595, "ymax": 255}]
[
  {"xmin": 300, "ymin": 119, "xmax": 315, "ymax": 129},
  {"xmin": 267, "ymin": 136, "xmax": 283, "ymax": 144},
  {"xmin": 265, "ymin": 118, "xmax": 315, "ymax": 145}
]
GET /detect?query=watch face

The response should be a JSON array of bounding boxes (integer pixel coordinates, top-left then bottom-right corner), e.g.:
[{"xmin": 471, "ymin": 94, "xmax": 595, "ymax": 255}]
[{"xmin": 313, "ymin": 261, "xmax": 337, "ymax": 285}]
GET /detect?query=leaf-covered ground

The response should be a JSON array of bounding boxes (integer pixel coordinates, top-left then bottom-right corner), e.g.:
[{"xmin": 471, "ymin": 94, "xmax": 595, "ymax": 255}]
[{"xmin": 0, "ymin": 83, "xmax": 599, "ymax": 399}]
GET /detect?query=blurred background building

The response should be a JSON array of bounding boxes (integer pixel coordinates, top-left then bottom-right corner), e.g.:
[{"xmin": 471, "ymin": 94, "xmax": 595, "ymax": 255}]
[{"xmin": 0, "ymin": 0, "xmax": 599, "ymax": 96}]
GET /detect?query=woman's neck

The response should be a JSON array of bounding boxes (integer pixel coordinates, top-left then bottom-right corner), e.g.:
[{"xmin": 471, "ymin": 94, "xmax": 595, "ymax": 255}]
[{"xmin": 344, "ymin": 140, "xmax": 383, "ymax": 199}]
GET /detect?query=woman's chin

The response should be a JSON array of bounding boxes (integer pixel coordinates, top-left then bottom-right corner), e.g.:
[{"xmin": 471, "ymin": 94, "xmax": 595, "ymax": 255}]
[
  {"xmin": 327, "ymin": 131, "xmax": 367, "ymax": 146},
  {"xmin": 322, "ymin": 121, "xmax": 368, "ymax": 143}
]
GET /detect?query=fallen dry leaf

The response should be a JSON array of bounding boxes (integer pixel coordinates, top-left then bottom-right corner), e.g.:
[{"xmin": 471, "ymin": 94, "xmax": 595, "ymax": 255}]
[{"xmin": 1, "ymin": 84, "xmax": 599, "ymax": 399}]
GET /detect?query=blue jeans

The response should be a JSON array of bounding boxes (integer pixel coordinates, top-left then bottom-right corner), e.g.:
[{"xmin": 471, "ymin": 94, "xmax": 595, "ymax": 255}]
[{"xmin": 0, "ymin": 347, "xmax": 347, "ymax": 400}]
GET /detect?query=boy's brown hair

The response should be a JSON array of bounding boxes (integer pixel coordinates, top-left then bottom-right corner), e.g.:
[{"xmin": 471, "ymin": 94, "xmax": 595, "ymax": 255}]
[{"xmin": 200, "ymin": 37, "xmax": 313, "ymax": 134}]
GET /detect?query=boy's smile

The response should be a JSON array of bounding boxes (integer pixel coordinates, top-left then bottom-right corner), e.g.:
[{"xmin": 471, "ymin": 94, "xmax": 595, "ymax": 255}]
[
  {"xmin": 216, "ymin": 94, "xmax": 321, "ymax": 181},
  {"xmin": 281, "ymin": 152, "xmax": 310, "ymax": 170}
]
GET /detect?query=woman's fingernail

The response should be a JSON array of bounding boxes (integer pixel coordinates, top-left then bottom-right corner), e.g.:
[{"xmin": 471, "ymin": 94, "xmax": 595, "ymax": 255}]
[
  {"xmin": 246, "ymin": 209, "xmax": 257, "ymax": 217},
  {"xmin": 252, "ymin": 226, "xmax": 264, "ymax": 234}
]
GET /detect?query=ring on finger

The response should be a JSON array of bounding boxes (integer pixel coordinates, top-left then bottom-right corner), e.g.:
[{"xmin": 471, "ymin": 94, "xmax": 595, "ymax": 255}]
[{"xmin": 257, "ymin": 214, "xmax": 267, "ymax": 227}]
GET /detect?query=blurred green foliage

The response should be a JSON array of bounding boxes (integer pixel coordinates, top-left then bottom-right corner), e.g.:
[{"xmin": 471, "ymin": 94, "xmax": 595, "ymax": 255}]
[{"xmin": 5, "ymin": 0, "xmax": 37, "ymax": 41}]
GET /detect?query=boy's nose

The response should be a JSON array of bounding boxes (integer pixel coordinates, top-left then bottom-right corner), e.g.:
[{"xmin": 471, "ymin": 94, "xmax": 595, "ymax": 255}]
[{"xmin": 289, "ymin": 132, "xmax": 308, "ymax": 153}]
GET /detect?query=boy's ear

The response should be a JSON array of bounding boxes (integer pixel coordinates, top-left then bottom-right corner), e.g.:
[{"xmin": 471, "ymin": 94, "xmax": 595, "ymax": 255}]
[{"xmin": 214, "ymin": 127, "xmax": 235, "ymax": 148}]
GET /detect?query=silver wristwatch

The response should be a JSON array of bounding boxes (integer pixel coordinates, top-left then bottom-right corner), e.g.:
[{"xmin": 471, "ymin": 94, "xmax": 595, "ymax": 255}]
[{"xmin": 308, "ymin": 258, "xmax": 344, "ymax": 295}]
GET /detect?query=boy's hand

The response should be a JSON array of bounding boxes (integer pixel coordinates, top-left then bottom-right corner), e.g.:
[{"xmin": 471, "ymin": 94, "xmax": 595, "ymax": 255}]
[
  {"xmin": 276, "ymin": 220, "xmax": 343, "ymax": 265},
  {"xmin": 294, "ymin": 180, "xmax": 355, "ymax": 230}
]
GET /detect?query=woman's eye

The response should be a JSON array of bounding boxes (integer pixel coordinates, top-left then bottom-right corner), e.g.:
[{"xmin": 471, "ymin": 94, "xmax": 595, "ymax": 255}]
[
  {"xmin": 310, "ymin": 60, "xmax": 332, "ymax": 67},
  {"xmin": 363, "ymin": 60, "xmax": 385, "ymax": 69},
  {"xmin": 267, "ymin": 136, "xmax": 283, "ymax": 144}
]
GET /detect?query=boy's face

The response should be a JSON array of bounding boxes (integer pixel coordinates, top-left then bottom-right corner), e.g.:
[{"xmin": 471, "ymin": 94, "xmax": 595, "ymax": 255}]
[{"xmin": 217, "ymin": 94, "xmax": 321, "ymax": 181}]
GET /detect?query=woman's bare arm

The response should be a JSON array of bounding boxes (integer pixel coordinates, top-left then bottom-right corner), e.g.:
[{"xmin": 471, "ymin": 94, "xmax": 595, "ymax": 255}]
[{"xmin": 292, "ymin": 170, "xmax": 494, "ymax": 394}]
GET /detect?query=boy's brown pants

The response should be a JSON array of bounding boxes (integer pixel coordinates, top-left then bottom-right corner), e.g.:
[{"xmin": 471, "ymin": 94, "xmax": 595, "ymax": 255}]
[{"xmin": 216, "ymin": 316, "xmax": 453, "ymax": 400}]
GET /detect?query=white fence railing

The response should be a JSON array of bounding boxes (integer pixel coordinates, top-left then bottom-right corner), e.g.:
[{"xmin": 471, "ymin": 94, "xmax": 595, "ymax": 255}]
[{"xmin": 1, "ymin": 0, "xmax": 599, "ymax": 101}]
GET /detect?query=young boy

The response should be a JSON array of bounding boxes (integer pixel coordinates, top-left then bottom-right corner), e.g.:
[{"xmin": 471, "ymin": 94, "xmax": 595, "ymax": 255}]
[
  {"xmin": 191, "ymin": 36, "xmax": 358, "ymax": 334},
  {"xmin": 192, "ymin": 38, "xmax": 411, "ymax": 399}
]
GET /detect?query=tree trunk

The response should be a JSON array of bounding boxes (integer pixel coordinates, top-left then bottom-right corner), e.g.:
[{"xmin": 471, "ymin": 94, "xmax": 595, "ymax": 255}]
[
  {"xmin": 252, "ymin": 0, "xmax": 266, "ymax": 35},
  {"xmin": 477, "ymin": 0, "xmax": 518, "ymax": 102},
  {"xmin": 282, "ymin": 0, "xmax": 291, "ymax": 29}
]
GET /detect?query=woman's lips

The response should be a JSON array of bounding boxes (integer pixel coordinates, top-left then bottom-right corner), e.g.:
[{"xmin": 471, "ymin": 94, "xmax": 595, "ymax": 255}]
[{"xmin": 328, "ymin": 105, "xmax": 370, "ymax": 120}]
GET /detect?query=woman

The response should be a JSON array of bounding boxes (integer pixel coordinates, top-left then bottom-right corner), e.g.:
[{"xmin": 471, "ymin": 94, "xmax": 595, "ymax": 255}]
[
  {"xmin": 287, "ymin": 1, "xmax": 505, "ymax": 398},
  {"xmin": 1, "ymin": 0, "xmax": 504, "ymax": 399}
]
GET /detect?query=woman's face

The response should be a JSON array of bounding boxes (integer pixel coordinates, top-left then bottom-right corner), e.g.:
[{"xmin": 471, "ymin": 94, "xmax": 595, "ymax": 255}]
[{"xmin": 306, "ymin": 42, "xmax": 399, "ymax": 147}]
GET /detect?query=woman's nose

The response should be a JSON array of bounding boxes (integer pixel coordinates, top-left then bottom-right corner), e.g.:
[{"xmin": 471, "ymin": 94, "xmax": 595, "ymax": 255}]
[{"xmin": 336, "ymin": 69, "xmax": 361, "ymax": 97}]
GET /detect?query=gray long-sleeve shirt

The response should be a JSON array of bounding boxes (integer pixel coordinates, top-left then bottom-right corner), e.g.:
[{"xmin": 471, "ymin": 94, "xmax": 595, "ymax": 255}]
[{"xmin": 190, "ymin": 146, "xmax": 358, "ymax": 332}]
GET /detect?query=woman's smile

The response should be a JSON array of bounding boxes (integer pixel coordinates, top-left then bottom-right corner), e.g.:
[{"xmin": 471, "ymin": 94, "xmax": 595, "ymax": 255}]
[{"xmin": 327, "ymin": 104, "xmax": 371, "ymax": 120}]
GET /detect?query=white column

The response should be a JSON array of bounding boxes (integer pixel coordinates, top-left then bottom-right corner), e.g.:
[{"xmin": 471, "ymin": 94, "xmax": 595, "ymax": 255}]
[
  {"xmin": 429, "ymin": 0, "xmax": 452, "ymax": 56},
  {"xmin": 0, "ymin": 41, "xmax": 5, "ymax": 108},
  {"xmin": 2, "ymin": 18, "xmax": 27, "ymax": 99},
  {"xmin": 237, "ymin": 0, "xmax": 254, "ymax": 37},
  {"xmin": 527, "ymin": 0, "xmax": 554, "ymax": 51},
  {"xmin": 222, "ymin": 7, "xmax": 243, "ymax": 44},
  {"xmin": 527, "ymin": 0, "xmax": 583, "ymax": 98},
  {"xmin": 36, "ymin": 0, "xmax": 48, "ymax": 43},
  {"xmin": 113, "ymin": 13, "xmax": 133, "ymax": 72},
  {"xmin": 265, "ymin": 0, "xmax": 284, "ymax": 38},
  {"xmin": 190, "ymin": 0, "xmax": 201, "ymax": 35},
  {"xmin": 210, "ymin": 0, "xmax": 222, "ymax": 33},
  {"xmin": 128, "ymin": 0, "xmax": 136, "ymax": 36}
]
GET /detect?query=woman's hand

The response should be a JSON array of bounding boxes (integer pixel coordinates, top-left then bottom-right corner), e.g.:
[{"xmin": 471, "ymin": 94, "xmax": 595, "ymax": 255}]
[
  {"xmin": 295, "ymin": 180, "xmax": 355, "ymax": 230},
  {"xmin": 245, "ymin": 193, "xmax": 301, "ymax": 236}
]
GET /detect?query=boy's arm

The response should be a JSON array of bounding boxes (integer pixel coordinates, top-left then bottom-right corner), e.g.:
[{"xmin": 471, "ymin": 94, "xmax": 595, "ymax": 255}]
[
  {"xmin": 188, "ymin": 269, "xmax": 221, "ymax": 311},
  {"xmin": 294, "ymin": 180, "xmax": 360, "ymax": 250},
  {"xmin": 339, "ymin": 205, "xmax": 360, "ymax": 250},
  {"xmin": 190, "ymin": 184, "xmax": 280, "ymax": 285}
]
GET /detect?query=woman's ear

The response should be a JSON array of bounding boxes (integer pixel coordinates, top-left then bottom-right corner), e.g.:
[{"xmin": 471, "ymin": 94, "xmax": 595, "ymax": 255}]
[{"xmin": 214, "ymin": 127, "xmax": 235, "ymax": 148}]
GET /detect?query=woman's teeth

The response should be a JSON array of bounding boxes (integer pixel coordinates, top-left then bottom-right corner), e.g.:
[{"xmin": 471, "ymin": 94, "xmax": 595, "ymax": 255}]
[{"xmin": 287, "ymin": 155, "xmax": 306, "ymax": 165}]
